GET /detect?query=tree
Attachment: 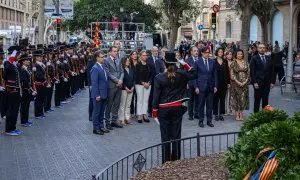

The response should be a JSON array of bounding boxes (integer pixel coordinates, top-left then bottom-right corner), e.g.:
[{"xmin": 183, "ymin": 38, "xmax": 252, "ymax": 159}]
[
  {"xmin": 251, "ymin": 0, "xmax": 274, "ymax": 44},
  {"xmin": 234, "ymin": 0, "xmax": 255, "ymax": 60},
  {"xmin": 158, "ymin": 0, "xmax": 198, "ymax": 51},
  {"xmin": 65, "ymin": 0, "xmax": 160, "ymax": 33}
]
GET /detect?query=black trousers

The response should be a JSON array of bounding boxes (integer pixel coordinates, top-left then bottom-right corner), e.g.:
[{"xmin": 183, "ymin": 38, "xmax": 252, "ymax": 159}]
[
  {"xmin": 34, "ymin": 86, "xmax": 46, "ymax": 117},
  {"xmin": 130, "ymin": 89, "xmax": 137, "ymax": 115},
  {"xmin": 148, "ymin": 84, "xmax": 154, "ymax": 114},
  {"xmin": 213, "ymin": 86, "xmax": 227, "ymax": 115},
  {"xmin": 65, "ymin": 80, "xmax": 71, "ymax": 98},
  {"xmin": 70, "ymin": 76, "xmax": 77, "ymax": 96},
  {"xmin": 274, "ymin": 66, "xmax": 285, "ymax": 83},
  {"xmin": 20, "ymin": 90, "xmax": 30, "ymax": 124},
  {"xmin": 5, "ymin": 91, "xmax": 21, "ymax": 132},
  {"xmin": 188, "ymin": 87, "xmax": 199, "ymax": 117},
  {"xmin": 0, "ymin": 91, "xmax": 7, "ymax": 118},
  {"xmin": 88, "ymin": 87, "xmax": 93, "ymax": 121},
  {"xmin": 61, "ymin": 81, "xmax": 69, "ymax": 101},
  {"xmin": 158, "ymin": 106, "xmax": 186, "ymax": 164},
  {"xmin": 79, "ymin": 73, "xmax": 85, "ymax": 89},
  {"xmin": 55, "ymin": 83, "xmax": 62, "ymax": 106},
  {"xmin": 254, "ymin": 85, "xmax": 270, "ymax": 113},
  {"xmin": 44, "ymin": 84, "xmax": 54, "ymax": 111}
]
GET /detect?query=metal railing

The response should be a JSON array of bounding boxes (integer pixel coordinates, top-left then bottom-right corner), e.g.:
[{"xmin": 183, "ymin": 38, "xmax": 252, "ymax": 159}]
[
  {"xmin": 89, "ymin": 22, "xmax": 145, "ymax": 52},
  {"xmin": 92, "ymin": 131, "xmax": 240, "ymax": 180}
]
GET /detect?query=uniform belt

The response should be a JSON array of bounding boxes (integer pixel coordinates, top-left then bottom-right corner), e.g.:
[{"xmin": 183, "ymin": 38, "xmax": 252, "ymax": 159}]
[
  {"xmin": 159, "ymin": 101, "xmax": 183, "ymax": 108},
  {"xmin": 6, "ymin": 87, "xmax": 20, "ymax": 92}
]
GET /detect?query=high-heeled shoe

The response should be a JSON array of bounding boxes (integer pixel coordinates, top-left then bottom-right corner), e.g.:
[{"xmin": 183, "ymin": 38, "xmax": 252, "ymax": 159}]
[{"xmin": 143, "ymin": 115, "xmax": 150, "ymax": 123}]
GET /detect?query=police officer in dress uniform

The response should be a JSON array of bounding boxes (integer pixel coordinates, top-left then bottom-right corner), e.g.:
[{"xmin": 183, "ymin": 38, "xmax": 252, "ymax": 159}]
[
  {"xmin": 152, "ymin": 52, "xmax": 197, "ymax": 163},
  {"xmin": 54, "ymin": 49, "xmax": 64, "ymax": 108},
  {"xmin": 4, "ymin": 46, "xmax": 22, "ymax": 135},
  {"xmin": 19, "ymin": 54, "xmax": 36, "ymax": 127},
  {"xmin": 44, "ymin": 48, "xmax": 55, "ymax": 113},
  {"xmin": 33, "ymin": 50, "xmax": 47, "ymax": 119}
]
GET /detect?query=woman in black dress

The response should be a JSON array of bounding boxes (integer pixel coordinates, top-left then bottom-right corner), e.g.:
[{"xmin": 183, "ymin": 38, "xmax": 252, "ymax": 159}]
[{"xmin": 213, "ymin": 48, "xmax": 230, "ymax": 121}]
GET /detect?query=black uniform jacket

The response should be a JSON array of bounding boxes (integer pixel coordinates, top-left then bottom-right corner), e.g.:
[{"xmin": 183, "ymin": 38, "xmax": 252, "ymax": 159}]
[
  {"xmin": 19, "ymin": 66, "xmax": 31, "ymax": 90},
  {"xmin": 4, "ymin": 60, "xmax": 20, "ymax": 89},
  {"xmin": 152, "ymin": 64, "xmax": 197, "ymax": 110}
]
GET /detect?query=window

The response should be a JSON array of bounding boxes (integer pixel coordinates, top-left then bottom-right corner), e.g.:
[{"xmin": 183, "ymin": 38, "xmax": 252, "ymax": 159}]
[{"xmin": 226, "ymin": 21, "xmax": 232, "ymax": 38}]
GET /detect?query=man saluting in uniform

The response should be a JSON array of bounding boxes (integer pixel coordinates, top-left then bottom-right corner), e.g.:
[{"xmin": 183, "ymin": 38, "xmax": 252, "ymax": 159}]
[{"xmin": 4, "ymin": 46, "xmax": 22, "ymax": 136}]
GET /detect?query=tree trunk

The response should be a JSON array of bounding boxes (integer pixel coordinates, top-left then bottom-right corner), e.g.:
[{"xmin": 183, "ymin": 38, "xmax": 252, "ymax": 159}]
[
  {"xmin": 169, "ymin": 20, "xmax": 179, "ymax": 51},
  {"xmin": 260, "ymin": 20, "xmax": 268, "ymax": 44},
  {"xmin": 240, "ymin": 6, "xmax": 251, "ymax": 61},
  {"xmin": 38, "ymin": 0, "xmax": 45, "ymax": 44}
]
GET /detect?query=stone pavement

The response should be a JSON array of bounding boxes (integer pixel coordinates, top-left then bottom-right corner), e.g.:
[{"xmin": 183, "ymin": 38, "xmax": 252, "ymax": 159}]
[{"xmin": 0, "ymin": 86, "xmax": 299, "ymax": 180}]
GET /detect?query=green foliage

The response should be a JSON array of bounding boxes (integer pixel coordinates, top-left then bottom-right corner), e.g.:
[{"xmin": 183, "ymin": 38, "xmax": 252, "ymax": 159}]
[
  {"xmin": 225, "ymin": 111, "xmax": 300, "ymax": 179},
  {"xmin": 65, "ymin": 0, "xmax": 160, "ymax": 32},
  {"xmin": 240, "ymin": 110, "xmax": 288, "ymax": 135}
]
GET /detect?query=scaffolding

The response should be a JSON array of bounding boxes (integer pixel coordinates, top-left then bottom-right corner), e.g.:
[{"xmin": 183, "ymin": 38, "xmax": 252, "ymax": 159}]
[{"xmin": 89, "ymin": 22, "xmax": 145, "ymax": 53}]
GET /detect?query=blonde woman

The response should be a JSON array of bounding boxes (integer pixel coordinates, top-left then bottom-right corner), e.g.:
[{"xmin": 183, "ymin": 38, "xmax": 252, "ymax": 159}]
[{"xmin": 135, "ymin": 51, "xmax": 154, "ymax": 123}]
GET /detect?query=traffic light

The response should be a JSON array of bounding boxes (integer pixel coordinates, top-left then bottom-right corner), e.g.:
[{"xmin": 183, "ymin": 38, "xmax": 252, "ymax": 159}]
[
  {"xmin": 211, "ymin": 13, "xmax": 216, "ymax": 30},
  {"xmin": 56, "ymin": 18, "xmax": 62, "ymax": 32}
]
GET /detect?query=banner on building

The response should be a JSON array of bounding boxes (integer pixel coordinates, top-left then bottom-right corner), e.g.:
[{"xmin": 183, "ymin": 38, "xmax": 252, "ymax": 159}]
[{"xmin": 44, "ymin": 0, "xmax": 73, "ymax": 19}]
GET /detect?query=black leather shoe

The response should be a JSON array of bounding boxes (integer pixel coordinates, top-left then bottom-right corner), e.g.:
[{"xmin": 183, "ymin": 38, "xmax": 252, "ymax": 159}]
[
  {"xmin": 148, "ymin": 113, "xmax": 152, "ymax": 118},
  {"xmin": 189, "ymin": 116, "xmax": 194, "ymax": 120},
  {"xmin": 207, "ymin": 122, "xmax": 214, "ymax": 127},
  {"xmin": 93, "ymin": 130, "xmax": 104, "ymax": 135},
  {"xmin": 100, "ymin": 128, "xmax": 110, "ymax": 133},
  {"xmin": 138, "ymin": 120, "xmax": 142, "ymax": 123},
  {"xmin": 144, "ymin": 118, "xmax": 150, "ymax": 123},
  {"xmin": 106, "ymin": 124, "xmax": 113, "ymax": 130},
  {"xmin": 111, "ymin": 122, "xmax": 123, "ymax": 128},
  {"xmin": 215, "ymin": 115, "xmax": 219, "ymax": 121},
  {"xmin": 194, "ymin": 115, "xmax": 199, "ymax": 119},
  {"xmin": 219, "ymin": 116, "xmax": 224, "ymax": 121},
  {"xmin": 199, "ymin": 122, "xmax": 204, "ymax": 128}
]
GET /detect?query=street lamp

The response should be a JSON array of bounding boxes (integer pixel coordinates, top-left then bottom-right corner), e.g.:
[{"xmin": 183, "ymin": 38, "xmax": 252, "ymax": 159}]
[{"xmin": 287, "ymin": 0, "xmax": 294, "ymax": 91}]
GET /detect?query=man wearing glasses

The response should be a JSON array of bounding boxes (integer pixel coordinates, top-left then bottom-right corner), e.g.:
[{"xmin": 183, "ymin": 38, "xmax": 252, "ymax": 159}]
[
  {"xmin": 193, "ymin": 47, "xmax": 218, "ymax": 128},
  {"xmin": 90, "ymin": 51, "xmax": 110, "ymax": 135}
]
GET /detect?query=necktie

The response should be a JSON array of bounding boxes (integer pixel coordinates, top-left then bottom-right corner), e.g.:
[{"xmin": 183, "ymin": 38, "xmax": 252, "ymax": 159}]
[
  {"xmin": 204, "ymin": 59, "xmax": 209, "ymax": 71},
  {"xmin": 113, "ymin": 59, "xmax": 117, "ymax": 69},
  {"xmin": 100, "ymin": 64, "xmax": 107, "ymax": 80},
  {"xmin": 262, "ymin": 56, "xmax": 266, "ymax": 64}
]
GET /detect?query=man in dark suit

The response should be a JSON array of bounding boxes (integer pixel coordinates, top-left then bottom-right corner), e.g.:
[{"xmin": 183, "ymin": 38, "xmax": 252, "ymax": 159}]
[
  {"xmin": 90, "ymin": 51, "xmax": 110, "ymax": 135},
  {"xmin": 186, "ymin": 46, "xmax": 199, "ymax": 120},
  {"xmin": 147, "ymin": 46, "xmax": 165, "ymax": 116},
  {"xmin": 250, "ymin": 43, "xmax": 275, "ymax": 113},
  {"xmin": 103, "ymin": 46, "xmax": 124, "ymax": 129},
  {"xmin": 194, "ymin": 47, "xmax": 218, "ymax": 128}
]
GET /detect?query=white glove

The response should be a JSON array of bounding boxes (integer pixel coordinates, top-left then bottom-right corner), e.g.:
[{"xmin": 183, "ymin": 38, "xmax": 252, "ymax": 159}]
[
  {"xmin": 63, "ymin": 78, "xmax": 68, "ymax": 82},
  {"xmin": 56, "ymin": 61, "xmax": 60, "ymax": 65},
  {"xmin": 0, "ymin": 65, "xmax": 4, "ymax": 68},
  {"xmin": 11, "ymin": 50, "xmax": 17, "ymax": 57},
  {"xmin": 63, "ymin": 60, "xmax": 68, "ymax": 63},
  {"xmin": 177, "ymin": 59, "xmax": 186, "ymax": 65},
  {"xmin": 55, "ymin": 80, "xmax": 60, "ymax": 84},
  {"xmin": 32, "ymin": 91, "xmax": 37, "ymax": 96},
  {"xmin": 0, "ymin": 86, "xmax": 5, "ymax": 91},
  {"xmin": 80, "ymin": 70, "xmax": 84, "ymax": 73},
  {"xmin": 32, "ymin": 67, "xmax": 37, "ymax": 71},
  {"xmin": 46, "ymin": 62, "xmax": 51, "ymax": 66}
]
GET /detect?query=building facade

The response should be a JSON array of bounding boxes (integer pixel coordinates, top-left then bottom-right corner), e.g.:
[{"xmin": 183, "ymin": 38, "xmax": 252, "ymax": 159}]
[
  {"xmin": 0, "ymin": 0, "xmax": 32, "ymax": 46},
  {"xmin": 217, "ymin": 0, "xmax": 300, "ymax": 49}
]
